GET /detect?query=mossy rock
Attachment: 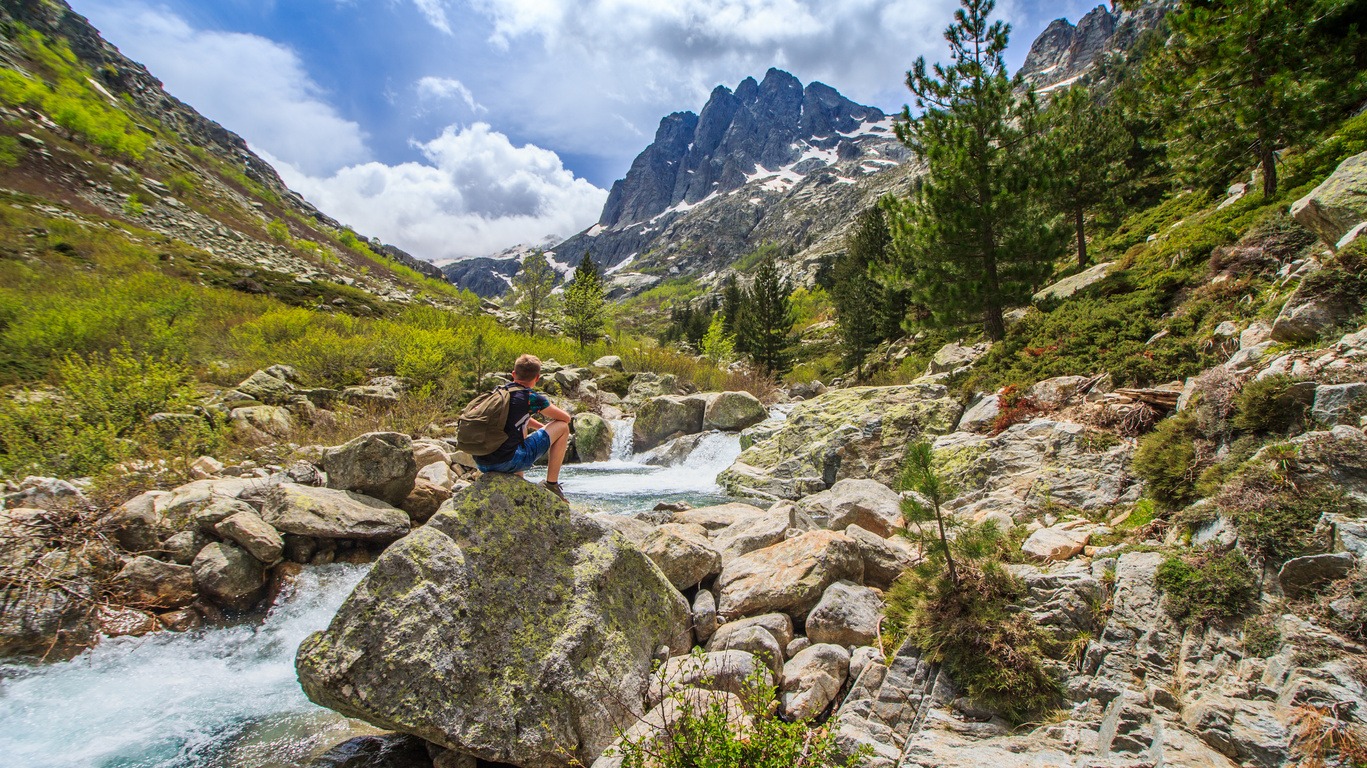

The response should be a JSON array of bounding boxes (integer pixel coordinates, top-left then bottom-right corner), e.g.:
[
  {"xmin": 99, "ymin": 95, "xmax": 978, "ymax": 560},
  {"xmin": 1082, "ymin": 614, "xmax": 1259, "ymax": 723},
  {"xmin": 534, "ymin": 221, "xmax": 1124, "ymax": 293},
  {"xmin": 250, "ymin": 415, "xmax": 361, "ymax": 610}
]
[{"xmin": 295, "ymin": 474, "xmax": 690, "ymax": 768}]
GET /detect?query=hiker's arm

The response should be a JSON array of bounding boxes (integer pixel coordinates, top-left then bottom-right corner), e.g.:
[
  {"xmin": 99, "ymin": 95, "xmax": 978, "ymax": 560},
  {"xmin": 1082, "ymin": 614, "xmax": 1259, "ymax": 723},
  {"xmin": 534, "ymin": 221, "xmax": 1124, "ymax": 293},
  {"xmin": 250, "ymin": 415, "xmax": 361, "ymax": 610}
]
[{"xmin": 540, "ymin": 403, "xmax": 571, "ymax": 423}]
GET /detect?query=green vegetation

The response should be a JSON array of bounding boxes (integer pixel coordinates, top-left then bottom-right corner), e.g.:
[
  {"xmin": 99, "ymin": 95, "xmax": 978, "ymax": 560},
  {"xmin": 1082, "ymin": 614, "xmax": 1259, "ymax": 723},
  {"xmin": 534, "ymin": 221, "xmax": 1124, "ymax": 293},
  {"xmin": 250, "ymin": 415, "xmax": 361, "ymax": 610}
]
[
  {"xmin": 736, "ymin": 252, "xmax": 796, "ymax": 375},
  {"xmin": 1132, "ymin": 412, "xmax": 1202, "ymax": 510},
  {"xmin": 884, "ymin": 0, "xmax": 1062, "ymax": 340},
  {"xmin": 510, "ymin": 250, "xmax": 557, "ymax": 336},
  {"xmin": 1041, "ymin": 84, "xmax": 1130, "ymax": 267},
  {"xmin": 830, "ymin": 206, "xmax": 901, "ymax": 377},
  {"xmin": 1156, "ymin": 549, "xmax": 1258, "ymax": 627},
  {"xmin": 617, "ymin": 669, "xmax": 860, "ymax": 768},
  {"xmin": 1232, "ymin": 374, "xmax": 1311, "ymax": 434},
  {"xmin": 561, "ymin": 255, "xmax": 607, "ymax": 347},
  {"xmin": 0, "ymin": 29, "xmax": 152, "ymax": 159},
  {"xmin": 0, "ymin": 136, "xmax": 23, "ymax": 168}
]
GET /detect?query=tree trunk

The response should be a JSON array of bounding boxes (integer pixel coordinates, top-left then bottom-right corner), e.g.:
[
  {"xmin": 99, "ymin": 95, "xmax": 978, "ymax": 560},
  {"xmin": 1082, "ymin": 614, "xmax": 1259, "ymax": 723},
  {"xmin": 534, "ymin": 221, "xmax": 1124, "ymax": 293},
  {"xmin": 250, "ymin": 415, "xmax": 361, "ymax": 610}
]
[
  {"xmin": 934, "ymin": 501, "xmax": 958, "ymax": 589},
  {"xmin": 1261, "ymin": 142, "xmax": 1277, "ymax": 198},
  {"xmin": 1075, "ymin": 204, "xmax": 1087, "ymax": 269}
]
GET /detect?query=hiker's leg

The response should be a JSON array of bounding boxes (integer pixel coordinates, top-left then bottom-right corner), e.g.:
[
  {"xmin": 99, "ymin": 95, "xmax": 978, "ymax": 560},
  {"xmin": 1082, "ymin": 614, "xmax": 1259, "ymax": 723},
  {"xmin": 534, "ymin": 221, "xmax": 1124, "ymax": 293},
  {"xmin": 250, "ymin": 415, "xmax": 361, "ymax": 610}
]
[{"xmin": 544, "ymin": 420, "xmax": 570, "ymax": 483}]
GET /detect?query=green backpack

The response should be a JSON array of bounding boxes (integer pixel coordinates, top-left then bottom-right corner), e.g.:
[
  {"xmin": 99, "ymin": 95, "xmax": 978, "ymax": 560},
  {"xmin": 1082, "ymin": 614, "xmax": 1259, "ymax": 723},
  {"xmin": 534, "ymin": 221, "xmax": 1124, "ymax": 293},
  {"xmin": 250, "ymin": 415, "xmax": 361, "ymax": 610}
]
[{"xmin": 456, "ymin": 383, "xmax": 515, "ymax": 457}]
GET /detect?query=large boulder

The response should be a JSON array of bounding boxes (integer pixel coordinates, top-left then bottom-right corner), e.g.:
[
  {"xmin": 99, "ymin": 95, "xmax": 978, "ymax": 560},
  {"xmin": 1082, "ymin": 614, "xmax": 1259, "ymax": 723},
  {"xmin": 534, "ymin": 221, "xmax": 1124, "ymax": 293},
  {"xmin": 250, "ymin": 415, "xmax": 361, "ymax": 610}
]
[
  {"xmin": 0, "ymin": 542, "xmax": 121, "ymax": 657},
  {"xmin": 805, "ymin": 581, "xmax": 882, "ymax": 647},
  {"xmin": 1021, "ymin": 525, "xmax": 1090, "ymax": 561},
  {"xmin": 701, "ymin": 624, "xmax": 783, "ymax": 679},
  {"xmin": 715, "ymin": 530, "xmax": 863, "ymax": 620},
  {"xmin": 703, "ymin": 391, "xmax": 767, "ymax": 431},
  {"xmin": 215, "ymin": 510, "xmax": 284, "ymax": 564},
  {"xmin": 231, "ymin": 405, "xmax": 293, "ymax": 438},
  {"xmin": 573, "ymin": 413, "xmax": 615, "ymax": 463},
  {"xmin": 296, "ymin": 474, "xmax": 692, "ymax": 768},
  {"xmin": 261, "ymin": 483, "xmax": 411, "ymax": 542},
  {"xmin": 1291, "ymin": 151, "xmax": 1367, "ymax": 247},
  {"xmin": 1033, "ymin": 261, "xmax": 1115, "ymax": 302},
  {"xmin": 109, "ymin": 555, "xmax": 196, "ymax": 609},
  {"xmin": 633, "ymin": 396, "xmax": 705, "ymax": 452},
  {"xmin": 843, "ymin": 524, "xmax": 918, "ymax": 590},
  {"xmin": 925, "ymin": 342, "xmax": 990, "ymax": 375},
  {"xmin": 236, "ymin": 369, "xmax": 295, "ymax": 404},
  {"xmin": 321, "ymin": 432, "xmax": 418, "ymax": 506},
  {"xmin": 639, "ymin": 524, "xmax": 722, "ymax": 590},
  {"xmin": 781, "ymin": 644, "xmax": 850, "ymax": 721},
  {"xmin": 647, "ymin": 650, "xmax": 773, "ymax": 708},
  {"xmin": 796, "ymin": 478, "xmax": 903, "ymax": 537},
  {"xmin": 933, "ymin": 419, "xmax": 1139, "ymax": 522},
  {"xmin": 672, "ymin": 502, "xmax": 767, "ymax": 531},
  {"xmin": 104, "ymin": 480, "xmax": 255, "ymax": 551},
  {"xmin": 1270, "ymin": 283, "xmax": 1358, "ymax": 344},
  {"xmin": 712, "ymin": 507, "xmax": 802, "ymax": 563},
  {"xmin": 192, "ymin": 542, "xmax": 266, "ymax": 611},
  {"xmin": 718, "ymin": 384, "xmax": 962, "ymax": 500}
]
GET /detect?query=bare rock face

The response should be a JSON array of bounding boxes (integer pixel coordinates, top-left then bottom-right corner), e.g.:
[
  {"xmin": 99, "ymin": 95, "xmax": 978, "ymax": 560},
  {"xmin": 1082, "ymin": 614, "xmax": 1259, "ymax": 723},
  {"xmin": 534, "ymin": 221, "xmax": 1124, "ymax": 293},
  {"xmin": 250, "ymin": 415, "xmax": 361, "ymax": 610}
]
[
  {"xmin": 805, "ymin": 581, "xmax": 882, "ymax": 647},
  {"xmin": 191, "ymin": 542, "xmax": 266, "ymax": 611},
  {"xmin": 321, "ymin": 432, "xmax": 418, "ymax": 506},
  {"xmin": 639, "ymin": 523, "xmax": 722, "ymax": 590},
  {"xmin": 715, "ymin": 530, "xmax": 863, "ymax": 620},
  {"xmin": 296, "ymin": 474, "xmax": 692, "ymax": 768},
  {"xmin": 1291, "ymin": 151, "xmax": 1367, "ymax": 247},
  {"xmin": 796, "ymin": 478, "xmax": 904, "ymax": 537}
]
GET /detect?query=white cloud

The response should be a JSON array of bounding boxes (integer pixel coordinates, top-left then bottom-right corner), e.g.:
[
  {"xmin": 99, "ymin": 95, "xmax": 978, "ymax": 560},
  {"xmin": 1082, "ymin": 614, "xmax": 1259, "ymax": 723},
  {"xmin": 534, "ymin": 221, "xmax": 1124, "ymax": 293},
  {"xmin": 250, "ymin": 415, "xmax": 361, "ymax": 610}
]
[
  {"xmin": 411, "ymin": 0, "xmax": 454, "ymax": 35},
  {"xmin": 416, "ymin": 76, "xmax": 486, "ymax": 113},
  {"xmin": 87, "ymin": 3, "xmax": 369, "ymax": 176},
  {"xmin": 272, "ymin": 124, "xmax": 607, "ymax": 260}
]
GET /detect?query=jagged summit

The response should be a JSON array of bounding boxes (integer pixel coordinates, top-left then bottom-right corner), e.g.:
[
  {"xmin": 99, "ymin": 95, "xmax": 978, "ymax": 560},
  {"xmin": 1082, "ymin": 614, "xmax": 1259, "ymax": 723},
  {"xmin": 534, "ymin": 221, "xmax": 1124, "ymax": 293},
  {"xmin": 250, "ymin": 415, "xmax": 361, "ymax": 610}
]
[
  {"xmin": 1019, "ymin": 2, "xmax": 1174, "ymax": 92},
  {"xmin": 598, "ymin": 68, "xmax": 884, "ymax": 229}
]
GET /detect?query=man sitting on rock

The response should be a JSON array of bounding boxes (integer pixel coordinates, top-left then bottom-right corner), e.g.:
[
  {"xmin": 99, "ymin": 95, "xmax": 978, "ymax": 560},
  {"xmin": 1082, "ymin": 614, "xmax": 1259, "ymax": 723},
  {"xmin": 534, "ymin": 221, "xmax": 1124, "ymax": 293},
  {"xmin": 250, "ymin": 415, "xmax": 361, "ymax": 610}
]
[{"xmin": 475, "ymin": 354, "xmax": 571, "ymax": 501}]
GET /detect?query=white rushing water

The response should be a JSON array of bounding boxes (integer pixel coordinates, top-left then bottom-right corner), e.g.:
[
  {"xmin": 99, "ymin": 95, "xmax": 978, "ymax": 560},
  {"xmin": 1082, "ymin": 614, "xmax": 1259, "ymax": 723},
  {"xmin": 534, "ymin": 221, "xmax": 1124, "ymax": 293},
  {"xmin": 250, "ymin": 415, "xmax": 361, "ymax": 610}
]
[
  {"xmin": 526, "ymin": 417, "xmax": 745, "ymax": 514},
  {"xmin": 0, "ymin": 564, "xmax": 370, "ymax": 768},
  {"xmin": 0, "ymin": 416, "xmax": 755, "ymax": 766}
]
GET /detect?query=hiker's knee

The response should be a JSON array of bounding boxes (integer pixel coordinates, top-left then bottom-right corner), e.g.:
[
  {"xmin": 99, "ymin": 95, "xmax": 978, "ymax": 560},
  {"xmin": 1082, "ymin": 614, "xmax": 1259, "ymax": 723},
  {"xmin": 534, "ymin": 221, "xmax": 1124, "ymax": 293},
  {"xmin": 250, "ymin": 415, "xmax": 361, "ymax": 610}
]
[{"xmin": 546, "ymin": 420, "xmax": 570, "ymax": 442}]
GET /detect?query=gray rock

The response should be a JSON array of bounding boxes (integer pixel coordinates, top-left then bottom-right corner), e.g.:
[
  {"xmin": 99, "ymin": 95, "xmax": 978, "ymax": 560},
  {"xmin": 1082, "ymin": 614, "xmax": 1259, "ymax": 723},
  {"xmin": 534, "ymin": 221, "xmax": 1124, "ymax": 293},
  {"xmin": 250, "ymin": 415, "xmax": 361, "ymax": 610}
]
[
  {"xmin": 261, "ymin": 483, "xmax": 410, "ymax": 542},
  {"xmin": 593, "ymin": 355, "xmax": 625, "ymax": 371},
  {"xmin": 715, "ymin": 530, "xmax": 863, "ymax": 620},
  {"xmin": 160, "ymin": 530, "xmax": 208, "ymax": 564},
  {"xmin": 235, "ymin": 369, "xmax": 295, "ymax": 405},
  {"xmin": 1291, "ymin": 150, "xmax": 1367, "ymax": 247},
  {"xmin": 925, "ymin": 342, "xmax": 990, "ymax": 375},
  {"xmin": 671, "ymin": 502, "xmax": 767, "ymax": 531},
  {"xmin": 1021, "ymin": 526, "xmax": 1090, "ymax": 561},
  {"xmin": 703, "ymin": 624, "xmax": 783, "ymax": 679},
  {"xmin": 711, "ymin": 507, "xmax": 795, "ymax": 563},
  {"xmin": 643, "ymin": 433, "xmax": 707, "ymax": 467},
  {"xmin": 1032, "ymin": 261, "xmax": 1114, "ymax": 302},
  {"xmin": 786, "ymin": 636, "xmax": 811, "ymax": 658},
  {"xmin": 805, "ymin": 581, "xmax": 882, "ymax": 647},
  {"xmin": 633, "ymin": 395, "xmax": 705, "ymax": 452},
  {"xmin": 296, "ymin": 474, "xmax": 691, "ymax": 768},
  {"xmin": 321, "ymin": 432, "xmax": 418, "ymax": 507},
  {"xmin": 703, "ymin": 391, "xmax": 767, "ymax": 431},
  {"xmin": 843, "ymin": 524, "xmax": 918, "ymax": 590},
  {"xmin": 572, "ymin": 413, "xmax": 614, "ymax": 462},
  {"xmin": 707, "ymin": 612, "xmax": 795, "ymax": 651},
  {"xmin": 1027, "ymin": 375, "xmax": 1089, "ymax": 409},
  {"xmin": 231, "ymin": 405, "xmax": 293, "ymax": 438},
  {"xmin": 719, "ymin": 384, "xmax": 962, "ymax": 500},
  {"xmin": 957, "ymin": 394, "xmax": 1000, "ymax": 433},
  {"xmin": 1278, "ymin": 552, "xmax": 1355, "ymax": 597},
  {"xmin": 692, "ymin": 589, "xmax": 718, "ymax": 642},
  {"xmin": 214, "ymin": 510, "xmax": 284, "ymax": 564},
  {"xmin": 781, "ymin": 643, "xmax": 850, "ymax": 720},
  {"xmin": 0, "ymin": 543, "xmax": 119, "ymax": 657},
  {"xmin": 639, "ymin": 523, "xmax": 722, "ymax": 590},
  {"xmin": 1312, "ymin": 382, "xmax": 1367, "ymax": 426},
  {"xmin": 109, "ymin": 555, "xmax": 196, "ymax": 609},
  {"xmin": 797, "ymin": 478, "xmax": 903, "ymax": 537},
  {"xmin": 192, "ymin": 542, "xmax": 266, "ymax": 611},
  {"xmin": 401, "ymin": 479, "xmax": 452, "ymax": 525},
  {"xmin": 647, "ymin": 649, "xmax": 772, "ymax": 708}
]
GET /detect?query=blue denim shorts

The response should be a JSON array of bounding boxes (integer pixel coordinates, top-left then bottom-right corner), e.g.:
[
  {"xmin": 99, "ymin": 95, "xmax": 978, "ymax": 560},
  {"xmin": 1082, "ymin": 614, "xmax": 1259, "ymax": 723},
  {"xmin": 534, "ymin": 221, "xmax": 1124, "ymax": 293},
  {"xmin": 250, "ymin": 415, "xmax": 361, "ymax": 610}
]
[{"xmin": 476, "ymin": 428, "xmax": 552, "ymax": 474}]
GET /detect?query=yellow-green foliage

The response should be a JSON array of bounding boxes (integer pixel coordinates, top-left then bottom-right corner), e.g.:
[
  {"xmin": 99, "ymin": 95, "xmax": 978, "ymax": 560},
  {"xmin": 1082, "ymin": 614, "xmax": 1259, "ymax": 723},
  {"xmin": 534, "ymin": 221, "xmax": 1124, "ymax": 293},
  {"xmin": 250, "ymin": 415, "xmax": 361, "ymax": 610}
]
[
  {"xmin": 0, "ymin": 30, "xmax": 152, "ymax": 159},
  {"xmin": 0, "ymin": 348, "xmax": 217, "ymax": 477},
  {"xmin": 1132, "ymin": 412, "xmax": 1202, "ymax": 510},
  {"xmin": 0, "ymin": 136, "xmax": 23, "ymax": 167},
  {"xmin": 789, "ymin": 285, "xmax": 832, "ymax": 329}
]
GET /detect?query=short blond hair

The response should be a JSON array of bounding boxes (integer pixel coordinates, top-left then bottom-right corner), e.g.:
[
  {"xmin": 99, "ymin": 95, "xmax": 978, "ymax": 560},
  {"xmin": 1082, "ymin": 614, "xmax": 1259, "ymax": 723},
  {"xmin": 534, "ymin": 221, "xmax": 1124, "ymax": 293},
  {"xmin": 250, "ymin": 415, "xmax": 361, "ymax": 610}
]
[{"xmin": 513, "ymin": 354, "xmax": 542, "ymax": 382}]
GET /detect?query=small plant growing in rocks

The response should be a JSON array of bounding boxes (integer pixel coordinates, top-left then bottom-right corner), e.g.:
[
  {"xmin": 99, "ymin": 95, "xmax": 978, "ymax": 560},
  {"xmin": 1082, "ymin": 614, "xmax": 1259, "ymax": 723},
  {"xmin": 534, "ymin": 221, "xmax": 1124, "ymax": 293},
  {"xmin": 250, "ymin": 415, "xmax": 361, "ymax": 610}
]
[{"xmin": 1155, "ymin": 548, "xmax": 1258, "ymax": 628}]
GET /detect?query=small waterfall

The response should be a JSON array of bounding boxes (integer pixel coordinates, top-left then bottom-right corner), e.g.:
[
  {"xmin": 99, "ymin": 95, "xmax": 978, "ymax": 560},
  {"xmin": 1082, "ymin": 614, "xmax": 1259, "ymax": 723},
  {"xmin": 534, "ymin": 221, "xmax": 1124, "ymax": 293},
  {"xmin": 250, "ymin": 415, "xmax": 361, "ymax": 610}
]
[
  {"xmin": 608, "ymin": 417, "xmax": 635, "ymax": 461},
  {"xmin": 0, "ymin": 564, "xmax": 371, "ymax": 768}
]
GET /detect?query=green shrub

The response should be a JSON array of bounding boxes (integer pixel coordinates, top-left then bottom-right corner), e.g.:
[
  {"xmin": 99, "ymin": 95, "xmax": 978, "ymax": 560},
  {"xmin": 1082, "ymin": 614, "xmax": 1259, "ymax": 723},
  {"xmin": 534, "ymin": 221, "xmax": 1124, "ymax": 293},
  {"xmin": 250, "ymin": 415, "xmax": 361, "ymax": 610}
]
[
  {"xmin": 616, "ymin": 669, "xmax": 861, "ymax": 768},
  {"xmin": 0, "ymin": 135, "xmax": 23, "ymax": 168},
  {"xmin": 886, "ymin": 522, "xmax": 1059, "ymax": 722},
  {"xmin": 122, "ymin": 194, "xmax": 144, "ymax": 216},
  {"xmin": 1132, "ymin": 412, "xmax": 1203, "ymax": 510},
  {"xmin": 593, "ymin": 368, "xmax": 633, "ymax": 396},
  {"xmin": 1232, "ymin": 374, "xmax": 1311, "ymax": 434},
  {"xmin": 1216, "ymin": 469, "xmax": 1348, "ymax": 564},
  {"xmin": 1242, "ymin": 613, "xmax": 1282, "ymax": 658},
  {"xmin": 1156, "ymin": 549, "xmax": 1258, "ymax": 627},
  {"xmin": 266, "ymin": 218, "xmax": 290, "ymax": 243}
]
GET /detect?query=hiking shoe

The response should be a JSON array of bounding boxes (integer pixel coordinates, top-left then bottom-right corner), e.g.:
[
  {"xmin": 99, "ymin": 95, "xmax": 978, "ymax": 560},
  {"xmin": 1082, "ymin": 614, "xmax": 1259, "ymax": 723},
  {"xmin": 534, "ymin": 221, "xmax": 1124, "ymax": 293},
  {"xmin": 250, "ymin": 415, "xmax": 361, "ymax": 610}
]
[{"xmin": 541, "ymin": 480, "xmax": 568, "ymax": 503}]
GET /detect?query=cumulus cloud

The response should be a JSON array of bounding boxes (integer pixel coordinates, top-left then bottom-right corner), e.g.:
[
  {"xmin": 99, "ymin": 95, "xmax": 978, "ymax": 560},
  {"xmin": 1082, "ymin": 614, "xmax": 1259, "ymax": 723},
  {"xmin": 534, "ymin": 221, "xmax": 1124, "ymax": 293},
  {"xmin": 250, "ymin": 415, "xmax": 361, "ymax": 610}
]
[
  {"xmin": 87, "ymin": 3, "xmax": 369, "ymax": 176},
  {"xmin": 417, "ymin": 76, "xmax": 486, "ymax": 113},
  {"xmin": 272, "ymin": 124, "xmax": 607, "ymax": 260}
]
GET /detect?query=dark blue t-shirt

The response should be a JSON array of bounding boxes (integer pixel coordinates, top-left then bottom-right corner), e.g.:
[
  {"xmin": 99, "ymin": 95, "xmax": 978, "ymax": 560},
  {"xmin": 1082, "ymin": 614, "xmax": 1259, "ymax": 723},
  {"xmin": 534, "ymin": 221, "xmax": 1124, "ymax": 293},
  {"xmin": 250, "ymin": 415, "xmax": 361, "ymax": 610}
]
[{"xmin": 481, "ymin": 384, "xmax": 551, "ymax": 465}]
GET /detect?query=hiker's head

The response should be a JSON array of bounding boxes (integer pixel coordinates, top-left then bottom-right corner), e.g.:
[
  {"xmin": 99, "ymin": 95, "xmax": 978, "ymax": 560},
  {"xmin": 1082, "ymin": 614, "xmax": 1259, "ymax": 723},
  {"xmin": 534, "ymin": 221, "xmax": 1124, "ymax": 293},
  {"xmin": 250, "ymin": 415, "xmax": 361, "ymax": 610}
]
[{"xmin": 512, "ymin": 354, "xmax": 542, "ymax": 385}]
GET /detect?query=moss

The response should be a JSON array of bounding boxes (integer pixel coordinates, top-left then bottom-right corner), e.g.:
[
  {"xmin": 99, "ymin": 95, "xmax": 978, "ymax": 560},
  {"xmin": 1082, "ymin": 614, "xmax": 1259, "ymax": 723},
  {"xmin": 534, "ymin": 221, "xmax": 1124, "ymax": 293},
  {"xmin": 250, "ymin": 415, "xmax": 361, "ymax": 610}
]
[
  {"xmin": 931, "ymin": 443, "xmax": 989, "ymax": 491},
  {"xmin": 1156, "ymin": 549, "xmax": 1258, "ymax": 628}
]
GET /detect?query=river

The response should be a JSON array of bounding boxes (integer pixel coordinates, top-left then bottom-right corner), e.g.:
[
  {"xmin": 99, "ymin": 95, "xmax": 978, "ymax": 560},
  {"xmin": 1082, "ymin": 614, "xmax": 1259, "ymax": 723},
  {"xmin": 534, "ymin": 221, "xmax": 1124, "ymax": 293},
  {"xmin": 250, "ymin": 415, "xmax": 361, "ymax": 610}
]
[{"xmin": 0, "ymin": 419, "xmax": 745, "ymax": 767}]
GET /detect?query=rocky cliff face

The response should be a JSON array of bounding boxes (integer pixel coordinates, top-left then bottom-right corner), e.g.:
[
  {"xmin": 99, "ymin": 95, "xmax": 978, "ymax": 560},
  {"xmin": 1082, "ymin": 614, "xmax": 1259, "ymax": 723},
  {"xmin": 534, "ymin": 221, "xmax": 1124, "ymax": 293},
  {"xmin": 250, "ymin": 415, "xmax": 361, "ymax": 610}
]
[
  {"xmin": 0, "ymin": 0, "xmax": 449, "ymax": 304},
  {"xmin": 1020, "ymin": 2, "xmax": 1175, "ymax": 92}
]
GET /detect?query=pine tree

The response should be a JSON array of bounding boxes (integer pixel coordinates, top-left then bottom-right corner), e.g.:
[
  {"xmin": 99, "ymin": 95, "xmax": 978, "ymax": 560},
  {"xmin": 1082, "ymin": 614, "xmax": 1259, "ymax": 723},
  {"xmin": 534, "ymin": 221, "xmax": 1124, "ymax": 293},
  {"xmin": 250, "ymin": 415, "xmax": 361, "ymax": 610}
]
[
  {"xmin": 1151, "ymin": 0, "xmax": 1362, "ymax": 198},
  {"xmin": 511, "ymin": 250, "xmax": 556, "ymax": 336},
  {"xmin": 884, "ymin": 0, "xmax": 1063, "ymax": 341},
  {"xmin": 737, "ymin": 254, "xmax": 795, "ymax": 375},
  {"xmin": 561, "ymin": 254, "xmax": 607, "ymax": 347},
  {"xmin": 720, "ymin": 276, "xmax": 743, "ymax": 341},
  {"xmin": 832, "ymin": 207, "xmax": 889, "ymax": 378},
  {"xmin": 1041, "ymin": 85, "xmax": 1130, "ymax": 268}
]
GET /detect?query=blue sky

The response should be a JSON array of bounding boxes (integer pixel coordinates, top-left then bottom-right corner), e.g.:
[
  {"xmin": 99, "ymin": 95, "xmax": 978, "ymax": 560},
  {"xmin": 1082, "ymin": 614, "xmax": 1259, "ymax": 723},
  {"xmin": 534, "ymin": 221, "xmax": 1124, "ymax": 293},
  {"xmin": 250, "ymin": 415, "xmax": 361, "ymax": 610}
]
[{"xmin": 70, "ymin": 0, "xmax": 1103, "ymax": 260}]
